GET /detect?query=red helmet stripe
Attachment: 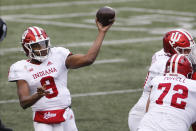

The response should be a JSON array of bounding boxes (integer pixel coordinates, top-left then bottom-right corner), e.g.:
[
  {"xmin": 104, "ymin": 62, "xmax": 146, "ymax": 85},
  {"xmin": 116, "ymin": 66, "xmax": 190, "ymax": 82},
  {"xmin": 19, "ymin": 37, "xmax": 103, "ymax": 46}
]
[
  {"xmin": 33, "ymin": 26, "xmax": 41, "ymax": 37},
  {"xmin": 174, "ymin": 54, "xmax": 183, "ymax": 73},
  {"xmin": 176, "ymin": 29, "xmax": 193, "ymax": 43},
  {"xmin": 169, "ymin": 54, "xmax": 178, "ymax": 73},
  {"xmin": 169, "ymin": 54, "xmax": 176, "ymax": 73},
  {"xmin": 28, "ymin": 27, "xmax": 39, "ymax": 42},
  {"xmin": 184, "ymin": 30, "xmax": 192, "ymax": 39},
  {"xmin": 41, "ymin": 30, "xmax": 47, "ymax": 39},
  {"xmin": 33, "ymin": 26, "xmax": 45, "ymax": 40}
]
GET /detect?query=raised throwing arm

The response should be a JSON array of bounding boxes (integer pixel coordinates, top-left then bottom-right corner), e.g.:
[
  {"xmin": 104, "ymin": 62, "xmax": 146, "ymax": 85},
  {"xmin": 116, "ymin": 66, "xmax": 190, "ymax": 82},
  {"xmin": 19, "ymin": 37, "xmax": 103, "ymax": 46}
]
[{"xmin": 66, "ymin": 20, "xmax": 114, "ymax": 69}]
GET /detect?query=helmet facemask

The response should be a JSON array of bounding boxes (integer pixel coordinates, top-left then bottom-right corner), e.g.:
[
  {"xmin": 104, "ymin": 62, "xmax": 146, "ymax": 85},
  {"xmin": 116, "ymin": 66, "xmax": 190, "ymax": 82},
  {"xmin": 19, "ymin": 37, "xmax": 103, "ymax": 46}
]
[
  {"xmin": 175, "ymin": 47, "xmax": 192, "ymax": 56},
  {"xmin": 24, "ymin": 39, "xmax": 51, "ymax": 62}
]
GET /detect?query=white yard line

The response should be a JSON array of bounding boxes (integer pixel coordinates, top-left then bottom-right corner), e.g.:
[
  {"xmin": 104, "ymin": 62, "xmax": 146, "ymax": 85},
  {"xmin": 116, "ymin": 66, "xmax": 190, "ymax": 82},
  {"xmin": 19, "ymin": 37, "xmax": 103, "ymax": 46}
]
[
  {"xmin": 2, "ymin": 7, "xmax": 196, "ymax": 20},
  {"xmin": 2, "ymin": 12, "xmax": 95, "ymax": 20},
  {"xmin": 118, "ymin": 7, "xmax": 196, "ymax": 17},
  {"xmin": 0, "ymin": 88, "xmax": 142, "ymax": 104},
  {"xmin": 94, "ymin": 59, "xmax": 126, "ymax": 64},
  {"xmin": 0, "ymin": 37, "xmax": 161, "ymax": 55},
  {"xmin": 72, "ymin": 88, "xmax": 143, "ymax": 97},
  {"xmin": 61, "ymin": 37, "xmax": 161, "ymax": 47},
  {"xmin": 2, "ymin": 18, "xmax": 151, "ymax": 32},
  {"xmin": 0, "ymin": 0, "xmax": 139, "ymax": 11},
  {"xmin": 4, "ymin": 18, "xmax": 97, "ymax": 29}
]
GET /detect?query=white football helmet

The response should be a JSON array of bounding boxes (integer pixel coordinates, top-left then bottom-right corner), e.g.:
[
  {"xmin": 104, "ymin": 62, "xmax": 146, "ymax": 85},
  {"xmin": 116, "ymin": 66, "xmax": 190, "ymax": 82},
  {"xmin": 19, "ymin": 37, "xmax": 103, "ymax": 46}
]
[{"xmin": 21, "ymin": 26, "xmax": 50, "ymax": 62}]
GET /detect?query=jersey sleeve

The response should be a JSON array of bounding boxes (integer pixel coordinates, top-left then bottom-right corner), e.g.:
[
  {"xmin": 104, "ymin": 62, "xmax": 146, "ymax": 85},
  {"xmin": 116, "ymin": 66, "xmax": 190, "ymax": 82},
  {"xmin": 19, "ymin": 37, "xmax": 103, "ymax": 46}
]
[
  {"xmin": 144, "ymin": 50, "xmax": 169, "ymax": 91},
  {"xmin": 143, "ymin": 71, "xmax": 158, "ymax": 91},
  {"xmin": 53, "ymin": 47, "xmax": 71, "ymax": 62},
  {"xmin": 143, "ymin": 52, "xmax": 162, "ymax": 91},
  {"xmin": 149, "ymin": 53, "xmax": 162, "ymax": 74},
  {"xmin": 8, "ymin": 62, "xmax": 27, "ymax": 82},
  {"xmin": 148, "ymin": 49, "xmax": 168, "ymax": 75}
]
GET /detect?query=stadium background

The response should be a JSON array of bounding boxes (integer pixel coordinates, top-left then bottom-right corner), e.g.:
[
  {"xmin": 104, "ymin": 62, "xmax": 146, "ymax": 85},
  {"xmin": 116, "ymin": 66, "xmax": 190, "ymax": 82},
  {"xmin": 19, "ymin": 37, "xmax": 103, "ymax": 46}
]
[{"xmin": 0, "ymin": 0, "xmax": 196, "ymax": 130}]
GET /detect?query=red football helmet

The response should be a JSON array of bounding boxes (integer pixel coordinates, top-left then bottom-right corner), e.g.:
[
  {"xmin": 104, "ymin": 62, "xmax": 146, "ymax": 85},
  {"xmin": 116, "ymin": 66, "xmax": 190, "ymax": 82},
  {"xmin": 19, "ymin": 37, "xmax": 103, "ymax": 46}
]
[
  {"xmin": 165, "ymin": 54, "xmax": 193, "ymax": 78},
  {"xmin": 163, "ymin": 29, "xmax": 195, "ymax": 55},
  {"xmin": 21, "ymin": 26, "xmax": 50, "ymax": 62}
]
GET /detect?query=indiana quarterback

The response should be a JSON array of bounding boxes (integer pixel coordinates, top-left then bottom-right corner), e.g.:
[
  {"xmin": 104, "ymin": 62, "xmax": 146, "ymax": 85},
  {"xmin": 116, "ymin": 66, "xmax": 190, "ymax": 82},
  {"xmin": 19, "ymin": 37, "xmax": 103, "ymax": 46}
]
[{"xmin": 8, "ymin": 19, "xmax": 114, "ymax": 131}]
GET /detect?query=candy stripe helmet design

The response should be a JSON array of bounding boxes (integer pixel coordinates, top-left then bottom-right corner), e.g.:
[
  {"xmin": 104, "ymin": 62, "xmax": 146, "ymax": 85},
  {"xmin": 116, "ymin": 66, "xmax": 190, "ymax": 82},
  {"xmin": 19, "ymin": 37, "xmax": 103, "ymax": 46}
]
[
  {"xmin": 21, "ymin": 26, "xmax": 50, "ymax": 62},
  {"xmin": 163, "ymin": 29, "xmax": 195, "ymax": 55},
  {"xmin": 165, "ymin": 54, "xmax": 192, "ymax": 78}
]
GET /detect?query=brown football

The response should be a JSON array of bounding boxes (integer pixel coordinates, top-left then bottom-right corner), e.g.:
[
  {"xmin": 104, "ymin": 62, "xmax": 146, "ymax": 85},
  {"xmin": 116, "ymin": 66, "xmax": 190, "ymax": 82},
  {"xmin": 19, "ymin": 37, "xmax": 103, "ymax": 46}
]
[{"xmin": 96, "ymin": 6, "xmax": 115, "ymax": 26}]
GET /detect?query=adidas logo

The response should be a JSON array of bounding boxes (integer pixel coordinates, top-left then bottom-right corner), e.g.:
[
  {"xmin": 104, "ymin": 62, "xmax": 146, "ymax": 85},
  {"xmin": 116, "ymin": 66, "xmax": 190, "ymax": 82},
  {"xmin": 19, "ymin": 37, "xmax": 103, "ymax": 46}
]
[
  {"xmin": 29, "ymin": 68, "xmax": 34, "ymax": 72},
  {"xmin": 47, "ymin": 61, "xmax": 53, "ymax": 66}
]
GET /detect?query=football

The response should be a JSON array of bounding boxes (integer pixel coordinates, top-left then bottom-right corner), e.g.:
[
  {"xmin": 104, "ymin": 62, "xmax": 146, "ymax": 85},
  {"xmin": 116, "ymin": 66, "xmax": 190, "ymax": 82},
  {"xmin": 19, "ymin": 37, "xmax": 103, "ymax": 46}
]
[{"xmin": 96, "ymin": 6, "xmax": 115, "ymax": 26}]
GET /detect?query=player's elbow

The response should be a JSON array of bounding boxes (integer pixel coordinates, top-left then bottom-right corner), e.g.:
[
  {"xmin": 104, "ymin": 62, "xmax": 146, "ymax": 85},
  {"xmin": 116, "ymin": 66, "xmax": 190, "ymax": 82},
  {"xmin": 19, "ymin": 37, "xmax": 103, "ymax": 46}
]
[
  {"xmin": 84, "ymin": 53, "xmax": 98, "ymax": 65},
  {"xmin": 20, "ymin": 104, "xmax": 28, "ymax": 109},
  {"xmin": 19, "ymin": 101, "xmax": 29, "ymax": 109},
  {"xmin": 85, "ymin": 58, "xmax": 95, "ymax": 65}
]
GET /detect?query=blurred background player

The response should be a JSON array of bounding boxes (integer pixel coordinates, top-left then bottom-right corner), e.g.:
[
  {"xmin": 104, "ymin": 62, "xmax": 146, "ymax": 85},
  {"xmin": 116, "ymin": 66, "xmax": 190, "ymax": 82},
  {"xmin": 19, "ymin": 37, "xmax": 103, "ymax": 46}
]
[
  {"xmin": 0, "ymin": 18, "xmax": 13, "ymax": 131},
  {"xmin": 137, "ymin": 54, "xmax": 196, "ymax": 131},
  {"xmin": 8, "ymin": 19, "xmax": 114, "ymax": 131},
  {"xmin": 0, "ymin": 18, "xmax": 7, "ymax": 42},
  {"xmin": 128, "ymin": 29, "xmax": 195, "ymax": 131}
]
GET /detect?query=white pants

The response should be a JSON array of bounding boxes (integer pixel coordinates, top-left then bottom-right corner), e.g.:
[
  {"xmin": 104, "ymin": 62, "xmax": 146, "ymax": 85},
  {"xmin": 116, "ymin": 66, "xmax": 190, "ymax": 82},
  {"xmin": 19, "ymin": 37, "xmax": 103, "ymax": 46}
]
[
  {"xmin": 128, "ymin": 91, "xmax": 150, "ymax": 131},
  {"xmin": 33, "ymin": 108, "xmax": 78, "ymax": 131},
  {"xmin": 137, "ymin": 111, "xmax": 189, "ymax": 131}
]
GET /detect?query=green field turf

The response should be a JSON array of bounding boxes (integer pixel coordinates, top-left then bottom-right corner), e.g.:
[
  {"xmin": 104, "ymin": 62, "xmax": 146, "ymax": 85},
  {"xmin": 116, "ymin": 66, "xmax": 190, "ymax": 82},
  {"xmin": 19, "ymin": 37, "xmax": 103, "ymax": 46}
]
[{"xmin": 0, "ymin": 0, "xmax": 196, "ymax": 130}]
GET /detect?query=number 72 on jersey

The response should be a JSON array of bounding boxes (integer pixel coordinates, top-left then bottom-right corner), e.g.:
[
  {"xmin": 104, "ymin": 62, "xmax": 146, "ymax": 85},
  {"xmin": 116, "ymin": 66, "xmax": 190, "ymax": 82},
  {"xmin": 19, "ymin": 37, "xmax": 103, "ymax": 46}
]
[{"xmin": 155, "ymin": 83, "xmax": 188, "ymax": 109}]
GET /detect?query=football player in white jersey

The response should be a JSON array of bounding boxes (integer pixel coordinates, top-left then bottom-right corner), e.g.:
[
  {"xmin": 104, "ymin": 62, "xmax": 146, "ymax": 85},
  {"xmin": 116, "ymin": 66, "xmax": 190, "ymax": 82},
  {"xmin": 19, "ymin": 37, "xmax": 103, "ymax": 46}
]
[
  {"xmin": 8, "ymin": 19, "xmax": 114, "ymax": 131},
  {"xmin": 137, "ymin": 54, "xmax": 196, "ymax": 131},
  {"xmin": 128, "ymin": 29, "xmax": 195, "ymax": 131}
]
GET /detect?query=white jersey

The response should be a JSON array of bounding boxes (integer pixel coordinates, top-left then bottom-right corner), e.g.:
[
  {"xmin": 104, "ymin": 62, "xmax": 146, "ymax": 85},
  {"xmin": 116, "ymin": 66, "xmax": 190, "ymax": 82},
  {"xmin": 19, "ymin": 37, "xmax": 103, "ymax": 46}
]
[
  {"xmin": 129, "ymin": 49, "xmax": 170, "ymax": 114},
  {"xmin": 143, "ymin": 75, "xmax": 196, "ymax": 130},
  {"xmin": 143, "ymin": 49, "xmax": 170, "ymax": 91},
  {"xmin": 8, "ymin": 47, "xmax": 71, "ymax": 111},
  {"xmin": 129, "ymin": 49, "xmax": 172, "ymax": 131}
]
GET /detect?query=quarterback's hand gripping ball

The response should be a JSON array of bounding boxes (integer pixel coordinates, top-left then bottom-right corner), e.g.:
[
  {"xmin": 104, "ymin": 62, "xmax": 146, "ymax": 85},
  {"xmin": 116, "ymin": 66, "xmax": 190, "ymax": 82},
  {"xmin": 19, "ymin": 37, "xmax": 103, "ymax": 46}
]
[{"xmin": 96, "ymin": 6, "xmax": 115, "ymax": 26}]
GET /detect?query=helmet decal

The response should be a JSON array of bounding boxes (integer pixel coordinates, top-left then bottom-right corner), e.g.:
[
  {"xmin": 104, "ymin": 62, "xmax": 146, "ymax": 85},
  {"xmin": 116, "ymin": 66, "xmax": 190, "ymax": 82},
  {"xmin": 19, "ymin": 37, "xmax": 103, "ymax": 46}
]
[
  {"xmin": 169, "ymin": 32, "xmax": 182, "ymax": 47},
  {"xmin": 163, "ymin": 29, "xmax": 195, "ymax": 55}
]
